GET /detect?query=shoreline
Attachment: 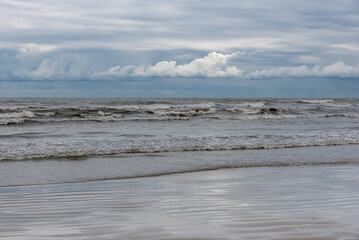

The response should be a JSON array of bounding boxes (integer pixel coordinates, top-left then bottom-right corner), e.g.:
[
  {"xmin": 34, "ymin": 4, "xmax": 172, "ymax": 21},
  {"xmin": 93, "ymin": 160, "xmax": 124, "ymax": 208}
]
[{"xmin": 1, "ymin": 144, "xmax": 358, "ymax": 187}]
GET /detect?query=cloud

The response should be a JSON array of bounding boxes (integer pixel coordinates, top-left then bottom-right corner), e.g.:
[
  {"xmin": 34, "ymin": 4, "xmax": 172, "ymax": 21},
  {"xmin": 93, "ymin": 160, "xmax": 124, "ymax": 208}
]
[
  {"xmin": 18, "ymin": 54, "xmax": 95, "ymax": 80},
  {"xmin": 247, "ymin": 61, "xmax": 359, "ymax": 79},
  {"xmin": 1, "ymin": 0, "xmax": 358, "ymax": 57},
  {"xmin": 5, "ymin": 50, "xmax": 359, "ymax": 81},
  {"xmin": 101, "ymin": 52, "xmax": 244, "ymax": 78},
  {"xmin": 19, "ymin": 51, "xmax": 358, "ymax": 80},
  {"xmin": 319, "ymin": 61, "xmax": 358, "ymax": 77},
  {"xmin": 100, "ymin": 52, "xmax": 359, "ymax": 79}
]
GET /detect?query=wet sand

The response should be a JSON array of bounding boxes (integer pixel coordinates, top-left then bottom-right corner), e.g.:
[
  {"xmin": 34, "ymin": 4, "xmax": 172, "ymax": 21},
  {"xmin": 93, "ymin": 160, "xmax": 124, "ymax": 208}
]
[{"xmin": 1, "ymin": 164, "xmax": 359, "ymax": 240}]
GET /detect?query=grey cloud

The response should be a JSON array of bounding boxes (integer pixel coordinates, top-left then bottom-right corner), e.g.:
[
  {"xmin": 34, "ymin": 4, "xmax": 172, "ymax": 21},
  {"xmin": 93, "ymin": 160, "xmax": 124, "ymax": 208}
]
[{"xmin": 2, "ymin": 0, "xmax": 358, "ymax": 57}]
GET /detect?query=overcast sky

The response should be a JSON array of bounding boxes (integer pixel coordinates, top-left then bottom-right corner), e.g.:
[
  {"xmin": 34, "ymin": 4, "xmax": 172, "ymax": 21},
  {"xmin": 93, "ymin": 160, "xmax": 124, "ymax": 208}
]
[{"xmin": 1, "ymin": 0, "xmax": 359, "ymax": 97}]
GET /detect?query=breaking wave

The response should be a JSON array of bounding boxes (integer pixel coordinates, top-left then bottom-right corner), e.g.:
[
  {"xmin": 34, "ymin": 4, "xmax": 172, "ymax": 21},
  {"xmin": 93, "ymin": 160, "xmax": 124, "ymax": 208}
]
[
  {"xmin": 149, "ymin": 108, "xmax": 216, "ymax": 117},
  {"xmin": 299, "ymin": 99, "xmax": 335, "ymax": 104},
  {"xmin": 1, "ymin": 99, "xmax": 358, "ymax": 125},
  {"xmin": 1, "ymin": 111, "xmax": 359, "ymax": 126},
  {"xmin": 213, "ymin": 113, "xmax": 359, "ymax": 120}
]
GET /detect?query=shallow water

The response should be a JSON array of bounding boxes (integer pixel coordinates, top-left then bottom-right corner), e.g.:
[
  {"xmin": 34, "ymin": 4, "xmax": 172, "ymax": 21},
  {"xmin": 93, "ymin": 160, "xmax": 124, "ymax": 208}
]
[{"xmin": 0, "ymin": 144, "xmax": 358, "ymax": 187}]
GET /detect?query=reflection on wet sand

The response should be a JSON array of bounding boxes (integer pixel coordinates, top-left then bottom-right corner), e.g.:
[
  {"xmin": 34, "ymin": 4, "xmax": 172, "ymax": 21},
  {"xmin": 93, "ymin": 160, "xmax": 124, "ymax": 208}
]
[{"xmin": 1, "ymin": 165, "xmax": 359, "ymax": 240}]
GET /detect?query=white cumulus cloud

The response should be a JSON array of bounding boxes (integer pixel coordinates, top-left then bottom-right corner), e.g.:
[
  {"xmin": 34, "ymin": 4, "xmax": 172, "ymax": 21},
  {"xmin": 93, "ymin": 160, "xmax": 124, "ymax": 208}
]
[
  {"xmin": 318, "ymin": 61, "xmax": 358, "ymax": 77},
  {"xmin": 101, "ymin": 52, "xmax": 244, "ymax": 78},
  {"xmin": 101, "ymin": 52, "xmax": 359, "ymax": 79},
  {"xmin": 247, "ymin": 61, "xmax": 359, "ymax": 79}
]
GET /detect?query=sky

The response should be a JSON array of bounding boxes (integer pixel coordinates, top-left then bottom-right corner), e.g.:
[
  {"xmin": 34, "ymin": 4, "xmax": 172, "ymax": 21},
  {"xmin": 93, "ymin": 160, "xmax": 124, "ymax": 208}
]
[{"xmin": 0, "ymin": 0, "xmax": 359, "ymax": 98}]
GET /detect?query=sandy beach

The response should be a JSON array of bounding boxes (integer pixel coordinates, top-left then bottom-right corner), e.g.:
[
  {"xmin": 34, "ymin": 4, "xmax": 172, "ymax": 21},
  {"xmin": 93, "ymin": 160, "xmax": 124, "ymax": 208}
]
[{"xmin": 1, "ymin": 164, "xmax": 359, "ymax": 240}]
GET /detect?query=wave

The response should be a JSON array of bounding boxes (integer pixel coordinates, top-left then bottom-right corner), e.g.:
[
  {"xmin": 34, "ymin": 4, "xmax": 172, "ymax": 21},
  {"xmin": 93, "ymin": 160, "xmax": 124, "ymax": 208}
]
[
  {"xmin": 76, "ymin": 111, "xmax": 123, "ymax": 121},
  {"xmin": 0, "ymin": 110, "xmax": 57, "ymax": 125},
  {"xmin": 0, "ymin": 118, "xmax": 27, "ymax": 125},
  {"xmin": 0, "ymin": 102, "xmax": 219, "ymax": 125},
  {"xmin": 41, "ymin": 102, "xmax": 215, "ymax": 112},
  {"xmin": 299, "ymin": 99, "xmax": 335, "ymax": 104},
  {"xmin": 0, "ymin": 110, "xmax": 35, "ymax": 118},
  {"xmin": 86, "ymin": 103, "xmax": 214, "ymax": 111},
  {"xmin": 299, "ymin": 99, "xmax": 355, "ymax": 108},
  {"xmin": 233, "ymin": 101, "xmax": 266, "ymax": 108},
  {"xmin": 223, "ymin": 107, "xmax": 289, "ymax": 114},
  {"xmin": 72, "ymin": 159, "xmax": 359, "ymax": 182},
  {"xmin": 2, "ymin": 140, "xmax": 358, "ymax": 162},
  {"xmin": 1, "ymin": 112, "xmax": 359, "ymax": 125},
  {"xmin": 213, "ymin": 113, "xmax": 359, "ymax": 120},
  {"xmin": 1, "ymin": 98, "xmax": 358, "ymax": 126},
  {"xmin": 23, "ymin": 158, "xmax": 357, "ymax": 187},
  {"xmin": 72, "ymin": 112, "xmax": 359, "ymax": 121},
  {"xmin": 0, "ymin": 110, "xmax": 36, "ymax": 125},
  {"xmin": 149, "ymin": 107, "xmax": 216, "ymax": 117},
  {"xmin": 0, "ymin": 105, "xmax": 47, "ymax": 111}
]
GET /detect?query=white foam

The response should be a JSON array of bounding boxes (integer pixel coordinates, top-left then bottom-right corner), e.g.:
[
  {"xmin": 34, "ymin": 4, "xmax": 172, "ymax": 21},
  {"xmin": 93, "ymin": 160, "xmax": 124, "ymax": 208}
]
[
  {"xmin": 213, "ymin": 113, "xmax": 359, "ymax": 120},
  {"xmin": 300, "ymin": 99, "xmax": 334, "ymax": 104},
  {"xmin": 0, "ymin": 110, "xmax": 56, "ymax": 125},
  {"xmin": 0, "ymin": 110, "xmax": 35, "ymax": 118},
  {"xmin": 235, "ymin": 102, "xmax": 266, "ymax": 108},
  {"xmin": 0, "ymin": 110, "xmax": 37, "ymax": 125},
  {"xmin": 225, "ymin": 108, "xmax": 262, "ymax": 114},
  {"xmin": 0, "ymin": 118, "xmax": 25, "ymax": 125},
  {"xmin": 108, "ymin": 103, "xmax": 215, "ymax": 111},
  {"xmin": 300, "ymin": 99, "xmax": 355, "ymax": 108},
  {"xmin": 105, "ymin": 104, "xmax": 172, "ymax": 111},
  {"xmin": 78, "ymin": 111, "xmax": 123, "ymax": 121},
  {"xmin": 174, "ymin": 102, "xmax": 215, "ymax": 109},
  {"xmin": 224, "ymin": 107, "xmax": 289, "ymax": 115},
  {"xmin": 154, "ymin": 108, "xmax": 216, "ymax": 117},
  {"xmin": 35, "ymin": 112, "xmax": 56, "ymax": 117},
  {"xmin": 0, "ymin": 105, "xmax": 30, "ymax": 110}
]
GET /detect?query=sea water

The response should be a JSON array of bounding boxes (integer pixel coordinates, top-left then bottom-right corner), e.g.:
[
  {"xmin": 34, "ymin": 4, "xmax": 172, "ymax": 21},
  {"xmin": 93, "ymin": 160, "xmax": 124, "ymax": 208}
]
[{"xmin": 0, "ymin": 98, "xmax": 358, "ymax": 186}]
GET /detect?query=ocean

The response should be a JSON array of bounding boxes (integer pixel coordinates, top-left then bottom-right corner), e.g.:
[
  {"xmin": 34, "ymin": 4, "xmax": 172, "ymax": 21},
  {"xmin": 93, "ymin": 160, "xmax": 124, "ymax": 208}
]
[
  {"xmin": 1, "ymin": 98, "xmax": 359, "ymax": 239},
  {"xmin": 1, "ymin": 98, "xmax": 358, "ymax": 185}
]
